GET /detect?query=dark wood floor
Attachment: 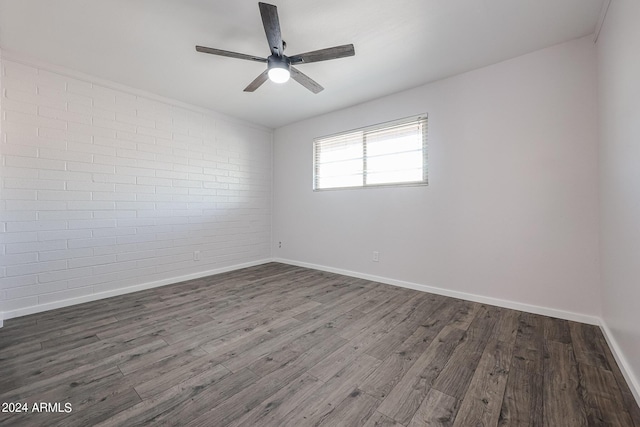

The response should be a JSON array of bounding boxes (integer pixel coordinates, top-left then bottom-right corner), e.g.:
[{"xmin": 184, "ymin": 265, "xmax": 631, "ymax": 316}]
[{"xmin": 0, "ymin": 263, "xmax": 638, "ymax": 426}]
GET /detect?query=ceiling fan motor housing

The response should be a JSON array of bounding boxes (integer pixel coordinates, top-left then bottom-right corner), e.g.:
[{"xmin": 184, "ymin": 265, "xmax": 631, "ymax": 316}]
[{"xmin": 268, "ymin": 54, "xmax": 290, "ymax": 72}]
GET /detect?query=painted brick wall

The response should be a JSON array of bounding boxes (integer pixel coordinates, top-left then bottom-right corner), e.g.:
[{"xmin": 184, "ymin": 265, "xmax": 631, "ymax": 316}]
[{"xmin": 0, "ymin": 53, "xmax": 272, "ymax": 319}]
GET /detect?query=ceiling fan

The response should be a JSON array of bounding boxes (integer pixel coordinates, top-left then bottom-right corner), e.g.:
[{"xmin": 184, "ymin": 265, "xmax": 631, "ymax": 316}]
[{"xmin": 196, "ymin": 2, "xmax": 355, "ymax": 94}]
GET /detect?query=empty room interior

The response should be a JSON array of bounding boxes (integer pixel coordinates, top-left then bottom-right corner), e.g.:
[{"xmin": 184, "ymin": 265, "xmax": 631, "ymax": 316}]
[{"xmin": 0, "ymin": 0, "xmax": 639, "ymax": 425}]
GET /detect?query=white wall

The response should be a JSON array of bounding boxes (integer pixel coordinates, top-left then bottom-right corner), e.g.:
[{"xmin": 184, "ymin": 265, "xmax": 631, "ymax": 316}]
[
  {"xmin": 596, "ymin": 0, "xmax": 640, "ymax": 400},
  {"xmin": 273, "ymin": 36, "xmax": 600, "ymax": 319},
  {"xmin": 0, "ymin": 51, "xmax": 272, "ymax": 320}
]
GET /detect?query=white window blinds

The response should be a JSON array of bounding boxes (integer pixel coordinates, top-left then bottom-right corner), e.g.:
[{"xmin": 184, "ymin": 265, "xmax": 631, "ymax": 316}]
[{"xmin": 313, "ymin": 115, "xmax": 428, "ymax": 190}]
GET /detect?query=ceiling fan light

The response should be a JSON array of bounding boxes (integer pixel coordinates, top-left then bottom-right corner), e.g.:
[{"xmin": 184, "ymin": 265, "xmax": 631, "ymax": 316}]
[{"xmin": 268, "ymin": 67, "xmax": 290, "ymax": 84}]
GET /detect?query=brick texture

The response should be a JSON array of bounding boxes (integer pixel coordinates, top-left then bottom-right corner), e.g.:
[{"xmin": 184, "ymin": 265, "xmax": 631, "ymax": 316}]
[{"xmin": 0, "ymin": 56, "xmax": 272, "ymax": 316}]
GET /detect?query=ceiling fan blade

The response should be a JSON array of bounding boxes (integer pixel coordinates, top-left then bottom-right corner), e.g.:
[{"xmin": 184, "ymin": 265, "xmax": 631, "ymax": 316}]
[
  {"xmin": 259, "ymin": 2, "xmax": 283, "ymax": 56},
  {"xmin": 243, "ymin": 70, "xmax": 270, "ymax": 92},
  {"xmin": 196, "ymin": 46, "xmax": 267, "ymax": 63},
  {"xmin": 289, "ymin": 44, "xmax": 355, "ymax": 64},
  {"xmin": 290, "ymin": 67, "xmax": 324, "ymax": 94}
]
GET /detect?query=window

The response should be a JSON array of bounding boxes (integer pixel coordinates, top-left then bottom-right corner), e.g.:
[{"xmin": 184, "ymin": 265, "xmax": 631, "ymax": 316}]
[{"xmin": 313, "ymin": 115, "xmax": 428, "ymax": 190}]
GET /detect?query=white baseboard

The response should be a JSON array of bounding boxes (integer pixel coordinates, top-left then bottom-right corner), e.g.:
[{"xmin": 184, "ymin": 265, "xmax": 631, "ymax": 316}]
[
  {"xmin": 599, "ymin": 321, "xmax": 640, "ymax": 406},
  {"xmin": 273, "ymin": 258, "xmax": 601, "ymax": 325},
  {"xmin": 0, "ymin": 258, "xmax": 272, "ymax": 323}
]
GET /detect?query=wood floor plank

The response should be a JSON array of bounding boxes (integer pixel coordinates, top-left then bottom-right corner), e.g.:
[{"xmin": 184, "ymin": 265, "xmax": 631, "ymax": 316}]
[
  {"xmin": 394, "ymin": 292, "xmax": 432, "ymax": 315},
  {"xmin": 377, "ymin": 325, "xmax": 466, "ymax": 425},
  {"xmin": 363, "ymin": 411, "xmax": 405, "ymax": 427},
  {"xmin": 132, "ymin": 349, "xmax": 250, "ymax": 400},
  {"xmin": 277, "ymin": 354, "xmax": 382, "ymax": 427},
  {"xmin": 0, "ymin": 315, "xmax": 119, "ymax": 353},
  {"xmin": 543, "ymin": 316, "xmax": 571, "ymax": 344},
  {"xmin": 189, "ymin": 347, "xmax": 378, "ymax": 427},
  {"xmin": 309, "ymin": 308, "xmax": 409, "ymax": 382},
  {"xmin": 360, "ymin": 300, "xmax": 469, "ymax": 401},
  {"xmin": 316, "ymin": 388, "xmax": 380, "ymax": 427},
  {"xmin": 353, "ymin": 288, "xmax": 396, "ymax": 313},
  {"xmin": 117, "ymin": 340, "xmax": 208, "ymax": 375},
  {"xmin": 0, "ymin": 340, "xmax": 42, "ymax": 362},
  {"xmin": 498, "ymin": 362, "xmax": 542, "ymax": 427},
  {"xmin": 569, "ymin": 322, "xmax": 611, "ymax": 370},
  {"xmin": 0, "ymin": 336, "xmax": 166, "ymax": 395},
  {"xmin": 2, "ymin": 388, "xmax": 141, "ymax": 427},
  {"xmin": 292, "ymin": 285, "xmax": 373, "ymax": 324},
  {"xmin": 408, "ymin": 389, "xmax": 460, "ymax": 427},
  {"xmin": 497, "ymin": 312, "xmax": 545, "ymax": 427},
  {"xmin": 364, "ymin": 296, "xmax": 450, "ymax": 361},
  {"xmin": 198, "ymin": 327, "xmax": 277, "ymax": 358},
  {"xmin": 577, "ymin": 362, "xmax": 635, "ymax": 427},
  {"xmin": 447, "ymin": 301, "xmax": 479, "ymax": 331},
  {"xmin": 543, "ymin": 341, "xmax": 587, "ymax": 427},
  {"xmin": 431, "ymin": 305, "xmax": 499, "ymax": 399},
  {"xmin": 594, "ymin": 339, "xmax": 640, "ymax": 427},
  {"xmin": 328, "ymin": 308, "xmax": 367, "ymax": 331},
  {"xmin": 118, "ymin": 342, "xmax": 221, "ymax": 391},
  {"xmin": 338, "ymin": 292, "xmax": 413, "ymax": 340},
  {"xmin": 0, "ymin": 263, "xmax": 637, "ymax": 427},
  {"xmin": 623, "ymin": 393, "xmax": 640, "ymax": 427},
  {"xmin": 360, "ymin": 325, "xmax": 442, "ymax": 400},
  {"xmin": 493, "ymin": 309, "xmax": 521, "ymax": 344},
  {"xmin": 54, "ymin": 388, "xmax": 141, "ymax": 427},
  {"xmin": 1, "ymin": 354, "xmax": 132, "ymax": 403},
  {"xmin": 510, "ymin": 312, "xmax": 545, "ymax": 378},
  {"xmin": 15, "ymin": 363, "xmax": 143, "ymax": 427},
  {"xmin": 307, "ymin": 279, "xmax": 367, "ymax": 305},
  {"xmin": 227, "ymin": 373, "xmax": 324, "ymax": 427},
  {"xmin": 245, "ymin": 330, "xmax": 346, "ymax": 379},
  {"xmin": 221, "ymin": 320, "xmax": 339, "ymax": 373},
  {"xmin": 95, "ymin": 364, "xmax": 238, "ymax": 427},
  {"xmin": 451, "ymin": 338, "xmax": 513, "ymax": 426},
  {"xmin": 0, "ymin": 365, "xmax": 126, "ymax": 426},
  {"xmin": 159, "ymin": 308, "xmax": 280, "ymax": 346},
  {"xmin": 135, "ymin": 368, "xmax": 259, "ymax": 426}
]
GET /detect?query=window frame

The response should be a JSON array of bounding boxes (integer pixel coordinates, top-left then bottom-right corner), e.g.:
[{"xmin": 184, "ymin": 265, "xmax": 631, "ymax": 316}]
[{"xmin": 312, "ymin": 114, "xmax": 428, "ymax": 191}]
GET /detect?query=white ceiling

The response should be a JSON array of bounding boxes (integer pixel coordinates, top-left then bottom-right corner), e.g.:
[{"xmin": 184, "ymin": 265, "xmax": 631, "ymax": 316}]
[{"xmin": 0, "ymin": 0, "xmax": 604, "ymax": 128}]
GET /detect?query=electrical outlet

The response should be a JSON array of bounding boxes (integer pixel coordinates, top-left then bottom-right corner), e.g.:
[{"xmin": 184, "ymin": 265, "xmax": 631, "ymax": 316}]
[
  {"xmin": 194, "ymin": 250, "xmax": 200, "ymax": 261},
  {"xmin": 372, "ymin": 251, "xmax": 379, "ymax": 262},
  {"xmin": 278, "ymin": 241, "xmax": 282, "ymax": 248}
]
